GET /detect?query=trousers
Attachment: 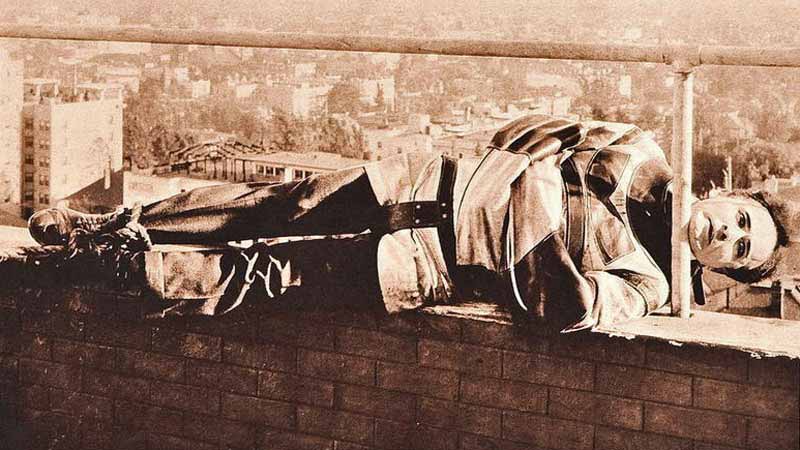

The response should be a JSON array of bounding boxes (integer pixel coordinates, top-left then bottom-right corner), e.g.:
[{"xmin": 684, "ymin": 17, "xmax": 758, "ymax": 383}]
[
  {"xmin": 135, "ymin": 165, "xmax": 390, "ymax": 316},
  {"xmin": 139, "ymin": 166, "xmax": 380, "ymax": 244},
  {"xmin": 135, "ymin": 154, "xmax": 457, "ymax": 316}
]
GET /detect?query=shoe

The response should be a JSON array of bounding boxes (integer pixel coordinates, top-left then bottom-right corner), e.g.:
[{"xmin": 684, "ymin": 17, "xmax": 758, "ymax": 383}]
[{"xmin": 28, "ymin": 206, "xmax": 130, "ymax": 246}]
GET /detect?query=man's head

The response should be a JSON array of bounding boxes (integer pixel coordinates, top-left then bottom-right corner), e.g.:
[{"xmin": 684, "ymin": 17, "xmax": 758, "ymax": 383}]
[{"xmin": 688, "ymin": 191, "xmax": 789, "ymax": 283}]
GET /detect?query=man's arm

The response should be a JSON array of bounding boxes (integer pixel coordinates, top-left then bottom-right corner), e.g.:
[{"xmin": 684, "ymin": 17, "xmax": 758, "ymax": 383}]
[{"xmin": 507, "ymin": 232, "xmax": 669, "ymax": 332}]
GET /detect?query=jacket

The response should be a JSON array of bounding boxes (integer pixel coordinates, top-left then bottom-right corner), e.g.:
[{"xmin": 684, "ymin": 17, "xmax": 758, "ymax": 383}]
[{"xmin": 455, "ymin": 114, "xmax": 673, "ymax": 328}]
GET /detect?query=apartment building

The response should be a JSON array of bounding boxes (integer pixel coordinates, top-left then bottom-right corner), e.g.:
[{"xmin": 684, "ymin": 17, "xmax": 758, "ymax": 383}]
[
  {"xmin": 261, "ymin": 82, "xmax": 331, "ymax": 118},
  {"xmin": 20, "ymin": 80, "xmax": 123, "ymax": 217}
]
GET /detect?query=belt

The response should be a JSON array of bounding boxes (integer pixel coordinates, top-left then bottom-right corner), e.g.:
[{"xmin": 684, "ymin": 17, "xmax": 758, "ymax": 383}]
[
  {"xmin": 561, "ymin": 157, "xmax": 586, "ymax": 264},
  {"xmin": 378, "ymin": 156, "xmax": 458, "ymax": 276}
]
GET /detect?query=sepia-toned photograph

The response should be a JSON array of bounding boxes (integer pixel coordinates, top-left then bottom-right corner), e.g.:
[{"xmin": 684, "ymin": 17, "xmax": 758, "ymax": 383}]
[{"xmin": 0, "ymin": 1, "xmax": 798, "ymax": 449}]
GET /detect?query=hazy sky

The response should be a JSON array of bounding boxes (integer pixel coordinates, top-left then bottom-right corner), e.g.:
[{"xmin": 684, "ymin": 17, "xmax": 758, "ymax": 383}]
[{"xmin": 4, "ymin": 0, "xmax": 800, "ymax": 46}]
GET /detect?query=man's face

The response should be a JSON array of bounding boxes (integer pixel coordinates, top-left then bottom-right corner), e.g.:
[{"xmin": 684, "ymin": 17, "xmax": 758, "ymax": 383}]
[{"xmin": 688, "ymin": 195, "xmax": 777, "ymax": 270}]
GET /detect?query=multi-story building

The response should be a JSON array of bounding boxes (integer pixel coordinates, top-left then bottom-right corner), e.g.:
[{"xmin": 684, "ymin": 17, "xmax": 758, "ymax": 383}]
[
  {"xmin": 0, "ymin": 50, "xmax": 23, "ymax": 217},
  {"xmin": 20, "ymin": 80, "xmax": 123, "ymax": 217},
  {"xmin": 261, "ymin": 82, "xmax": 331, "ymax": 118}
]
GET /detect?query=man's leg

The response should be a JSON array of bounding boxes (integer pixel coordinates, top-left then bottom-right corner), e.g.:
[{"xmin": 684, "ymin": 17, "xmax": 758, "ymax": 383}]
[
  {"xmin": 28, "ymin": 166, "xmax": 382, "ymax": 246},
  {"xmin": 140, "ymin": 166, "xmax": 380, "ymax": 244},
  {"xmin": 150, "ymin": 234, "xmax": 383, "ymax": 317}
]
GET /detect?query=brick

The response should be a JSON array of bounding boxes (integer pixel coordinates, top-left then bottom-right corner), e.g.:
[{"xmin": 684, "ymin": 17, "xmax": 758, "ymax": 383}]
[
  {"xmin": 19, "ymin": 358, "xmax": 81, "ymax": 390},
  {"xmin": 596, "ymin": 363, "xmax": 692, "ymax": 405},
  {"xmin": 391, "ymin": 311, "xmax": 461, "ymax": 339},
  {"xmin": 498, "ymin": 434, "xmax": 587, "ymax": 450},
  {"xmin": 21, "ymin": 310, "xmax": 84, "ymax": 340},
  {"xmin": 333, "ymin": 441, "xmax": 370, "ymax": 450},
  {"xmin": 695, "ymin": 377, "xmax": 798, "ymax": 420},
  {"xmin": 262, "ymin": 428, "xmax": 334, "ymax": 450},
  {"xmin": 114, "ymin": 400, "xmax": 183, "ymax": 435},
  {"xmin": 64, "ymin": 290, "xmax": 118, "ymax": 317},
  {"xmin": 330, "ymin": 309, "xmax": 379, "ymax": 330},
  {"xmin": 297, "ymin": 405, "xmax": 373, "ymax": 446},
  {"xmin": 52, "ymin": 339, "xmax": 115, "ymax": 370},
  {"xmin": 150, "ymin": 380, "xmax": 220, "ymax": 415},
  {"xmin": 115, "ymin": 296, "xmax": 147, "ymax": 322},
  {"xmin": 152, "ymin": 328, "xmax": 222, "ymax": 361},
  {"xmin": 0, "ymin": 355, "xmax": 16, "ymax": 381},
  {"xmin": 0, "ymin": 382, "xmax": 14, "ymax": 409},
  {"xmin": 50, "ymin": 390, "xmax": 113, "ymax": 421},
  {"xmin": 18, "ymin": 384, "xmax": 49, "ymax": 410},
  {"xmin": 257, "ymin": 315, "xmax": 302, "ymax": 346},
  {"xmin": 417, "ymin": 397, "xmax": 501, "ymax": 438},
  {"xmin": 336, "ymin": 327, "xmax": 417, "ymax": 363},
  {"xmin": 549, "ymin": 387, "xmax": 643, "ymax": 430},
  {"xmin": 116, "ymin": 348, "xmax": 184, "ymax": 382},
  {"xmin": 335, "ymin": 384, "xmax": 415, "ymax": 422},
  {"xmin": 594, "ymin": 426, "xmax": 692, "ymax": 450},
  {"xmin": 0, "ymin": 294, "xmax": 16, "ymax": 308},
  {"xmin": 182, "ymin": 414, "xmax": 257, "ymax": 449},
  {"xmin": 184, "ymin": 308, "xmax": 257, "ymax": 341},
  {"xmin": 645, "ymin": 341, "xmax": 748, "ymax": 382},
  {"xmin": 503, "ymin": 350, "xmax": 594, "ymax": 390},
  {"xmin": 80, "ymin": 419, "xmax": 114, "ymax": 450},
  {"xmin": 223, "ymin": 339, "xmax": 295, "ymax": 372},
  {"xmin": 86, "ymin": 320, "xmax": 150, "ymax": 350},
  {"xmin": 460, "ymin": 375, "xmax": 547, "ymax": 414},
  {"xmin": 377, "ymin": 361, "xmax": 459, "ymax": 400},
  {"xmin": 377, "ymin": 312, "xmax": 421, "ymax": 336},
  {"xmin": 551, "ymin": 333, "xmax": 645, "ymax": 366},
  {"xmin": 16, "ymin": 333, "xmax": 51, "ymax": 359},
  {"xmin": 419, "ymin": 339, "xmax": 501, "ymax": 377},
  {"xmin": 644, "ymin": 403, "xmax": 747, "ymax": 447},
  {"xmin": 0, "ymin": 306, "xmax": 19, "ymax": 332},
  {"xmin": 748, "ymin": 357, "xmax": 800, "ymax": 390},
  {"xmin": 84, "ymin": 369, "xmax": 150, "ymax": 401},
  {"xmin": 16, "ymin": 410, "xmax": 81, "ymax": 450},
  {"xmin": 460, "ymin": 434, "xmax": 540, "ymax": 450},
  {"xmin": 416, "ymin": 313, "xmax": 462, "ymax": 341},
  {"xmin": 151, "ymin": 432, "xmax": 218, "ymax": 450},
  {"xmin": 374, "ymin": 419, "xmax": 458, "ymax": 450},
  {"xmin": 186, "ymin": 359, "xmax": 258, "ymax": 396},
  {"xmin": 462, "ymin": 320, "xmax": 549, "ymax": 353},
  {"xmin": 693, "ymin": 443, "xmax": 745, "ymax": 450},
  {"xmin": 502, "ymin": 410, "xmax": 594, "ymax": 450},
  {"xmin": 222, "ymin": 393, "xmax": 295, "ymax": 429},
  {"xmin": 298, "ymin": 349, "xmax": 375, "ymax": 385},
  {"xmin": 747, "ymin": 417, "xmax": 800, "ymax": 450},
  {"xmin": 258, "ymin": 370, "xmax": 334, "ymax": 407},
  {"xmin": 296, "ymin": 320, "xmax": 337, "ymax": 351},
  {"xmin": 112, "ymin": 426, "xmax": 148, "ymax": 450}
]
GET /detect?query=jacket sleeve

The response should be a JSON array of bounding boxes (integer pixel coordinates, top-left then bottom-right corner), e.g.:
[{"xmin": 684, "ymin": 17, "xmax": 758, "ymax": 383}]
[{"xmin": 508, "ymin": 232, "xmax": 669, "ymax": 330}]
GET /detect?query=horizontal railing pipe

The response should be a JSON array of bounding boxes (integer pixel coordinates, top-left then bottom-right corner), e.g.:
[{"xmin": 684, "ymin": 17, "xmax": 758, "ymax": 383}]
[{"xmin": 2, "ymin": 24, "xmax": 800, "ymax": 67}]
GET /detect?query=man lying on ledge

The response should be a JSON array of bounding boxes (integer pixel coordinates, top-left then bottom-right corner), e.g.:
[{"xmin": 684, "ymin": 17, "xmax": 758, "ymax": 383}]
[{"xmin": 26, "ymin": 114, "xmax": 792, "ymax": 332}]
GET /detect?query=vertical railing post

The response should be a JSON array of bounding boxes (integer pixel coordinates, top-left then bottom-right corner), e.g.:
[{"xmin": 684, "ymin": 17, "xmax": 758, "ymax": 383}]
[{"xmin": 671, "ymin": 60, "xmax": 695, "ymax": 318}]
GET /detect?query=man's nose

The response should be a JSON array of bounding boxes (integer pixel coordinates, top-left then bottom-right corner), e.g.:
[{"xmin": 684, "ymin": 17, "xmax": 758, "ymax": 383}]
[
  {"xmin": 715, "ymin": 224, "xmax": 732, "ymax": 242},
  {"xmin": 716, "ymin": 224, "xmax": 743, "ymax": 243}
]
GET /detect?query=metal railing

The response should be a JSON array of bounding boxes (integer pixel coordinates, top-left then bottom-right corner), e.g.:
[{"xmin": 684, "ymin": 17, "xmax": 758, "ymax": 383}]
[{"xmin": 4, "ymin": 23, "xmax": 800, "ymax": 318}]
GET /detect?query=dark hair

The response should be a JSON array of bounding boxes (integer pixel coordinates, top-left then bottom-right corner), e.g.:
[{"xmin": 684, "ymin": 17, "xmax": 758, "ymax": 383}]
[{"xmin": 710, "ymin": 191, "xmax": 789, "ymax": 283}]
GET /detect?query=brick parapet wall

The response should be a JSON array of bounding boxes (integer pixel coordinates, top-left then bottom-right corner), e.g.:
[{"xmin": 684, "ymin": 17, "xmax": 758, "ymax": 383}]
[{"xmin": 0, "ymin": 287, "xmax": 798, "ymax": 450}]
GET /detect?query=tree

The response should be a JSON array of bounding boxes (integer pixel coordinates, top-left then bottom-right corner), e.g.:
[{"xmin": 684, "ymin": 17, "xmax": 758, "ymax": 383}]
[
  {"xmin": 693, "ymin": 150, "xmax": 726, "ymax": 195},
  {"xmin": 123, "ymin": 93, "xmax": 181, "ymax": 169},
  {"xmin": 269, "ymin": 110, "xmax": 303, "ymax": 152},
  {"xmin": 327, "ymin": 82, "xmax": 363, "ymax": 115}
]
